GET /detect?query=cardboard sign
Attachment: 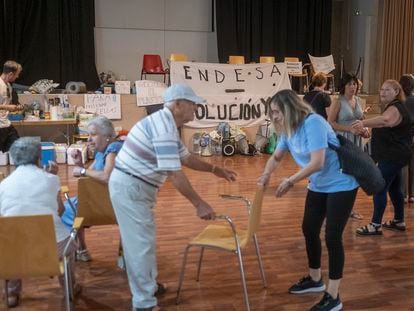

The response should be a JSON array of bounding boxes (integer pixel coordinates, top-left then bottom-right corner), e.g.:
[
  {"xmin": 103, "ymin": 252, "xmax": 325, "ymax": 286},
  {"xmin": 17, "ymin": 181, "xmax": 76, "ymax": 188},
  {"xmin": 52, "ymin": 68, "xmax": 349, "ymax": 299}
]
[
  {"xmin": 135, "ymin": 80, "xmax": 167, "ymax": 107},
  {"xmin": 84, "ymin": 94, "xmax": 121, "ymax": 119},
  {"xmin": 285, "ymin": 61, "xmax": 302, "ymax": 74}
]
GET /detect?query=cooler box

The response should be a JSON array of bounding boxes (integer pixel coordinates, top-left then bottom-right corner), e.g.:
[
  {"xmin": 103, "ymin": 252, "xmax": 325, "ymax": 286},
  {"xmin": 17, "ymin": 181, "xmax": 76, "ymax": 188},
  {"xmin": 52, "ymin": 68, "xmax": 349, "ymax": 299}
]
[
  {"xmin": 55, "ymin": 144, "xmax": 68, "ymax": 164},
  {"xmin": 41, "ymin": 142, "xmax": 56, "ymax": 167},
  {"xmin": 67, "ymin": 144, "xmax": 87, "ymax": 165},
  {"xmin": 0, "ymin": 151, "xmax": 8, "ymax": 166}
]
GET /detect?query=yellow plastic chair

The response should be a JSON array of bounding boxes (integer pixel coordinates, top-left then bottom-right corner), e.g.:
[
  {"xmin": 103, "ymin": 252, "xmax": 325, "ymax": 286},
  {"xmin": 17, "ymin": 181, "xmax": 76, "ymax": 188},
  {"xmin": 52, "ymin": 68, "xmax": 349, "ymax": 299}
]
[
  {"xmin": 259, "ymin": 56, "xmax": 275, "ymax": 63},
  {"xmin": 229, "ymin": 55, "xmax": 245, "ymax": 64},
  {"xmin": 284, "ymin": 57, "xmax": 310, "ymax": 93},
  {"xmin": 0, "ymin": 214, "xmax": 83, "ymax": 311},
  {"xmin": 176, "ymin": 186, "xmax": 267, "ymax": 311},
  {"xmin": 170, "ymin": 53, "xmax": 188, "ymax": 62}
]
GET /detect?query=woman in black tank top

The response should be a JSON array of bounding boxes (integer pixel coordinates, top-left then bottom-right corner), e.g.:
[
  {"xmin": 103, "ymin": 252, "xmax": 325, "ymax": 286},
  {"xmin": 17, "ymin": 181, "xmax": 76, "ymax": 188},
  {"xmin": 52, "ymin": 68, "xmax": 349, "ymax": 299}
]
[{"xmin": 351, "ymin": 80, "xmax": 411, "ymax": 235}]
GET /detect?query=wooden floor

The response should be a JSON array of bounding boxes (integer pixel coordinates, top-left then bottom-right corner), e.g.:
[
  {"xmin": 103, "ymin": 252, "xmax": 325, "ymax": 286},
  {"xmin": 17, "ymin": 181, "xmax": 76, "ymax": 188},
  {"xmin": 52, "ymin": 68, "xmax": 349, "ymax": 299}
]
[{"xmin": 2, "ymin": 154, "xmax": 414, "ymax": 311}]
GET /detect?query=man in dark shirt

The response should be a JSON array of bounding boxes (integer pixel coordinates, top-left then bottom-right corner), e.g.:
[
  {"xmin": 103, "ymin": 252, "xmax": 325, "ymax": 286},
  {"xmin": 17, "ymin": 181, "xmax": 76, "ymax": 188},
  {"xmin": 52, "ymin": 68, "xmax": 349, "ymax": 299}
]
[{"xmin": 303, "ymin": 72, "xmax": 332, "ymax": 119}]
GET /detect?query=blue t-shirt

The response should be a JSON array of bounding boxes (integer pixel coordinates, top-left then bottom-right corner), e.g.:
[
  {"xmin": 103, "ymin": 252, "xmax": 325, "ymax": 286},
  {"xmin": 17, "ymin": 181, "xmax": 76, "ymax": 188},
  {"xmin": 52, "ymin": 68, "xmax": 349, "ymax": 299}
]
[
  {"xmin": 92, "ymin": 141, "xmax": 123, "ymax": 171},
  {"xmin": 276, "ymin": 114, "xmax": 359, "ymax": 193},
  {"xmin": 62, "ymin": 140, "xmax": 123, "ymax": 228}
]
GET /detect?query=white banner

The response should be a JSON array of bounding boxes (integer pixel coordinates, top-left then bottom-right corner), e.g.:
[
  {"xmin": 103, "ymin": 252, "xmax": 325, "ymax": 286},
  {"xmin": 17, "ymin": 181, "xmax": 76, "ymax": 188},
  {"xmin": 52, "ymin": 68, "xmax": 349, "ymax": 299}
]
[
  {"xmin": 84, "ymin": 94, "xmax": 121, "ymax": 119},
  {"xmin": 135, "ymin": 80, "xmax": 167, "ymax": 107},
  {"xmin": 170, "ymin": 61, "xmax": 291, "ymax": 128},
  {"xmin": 308, "ymin": 54, "xmax": 335, "ymax": 74}
]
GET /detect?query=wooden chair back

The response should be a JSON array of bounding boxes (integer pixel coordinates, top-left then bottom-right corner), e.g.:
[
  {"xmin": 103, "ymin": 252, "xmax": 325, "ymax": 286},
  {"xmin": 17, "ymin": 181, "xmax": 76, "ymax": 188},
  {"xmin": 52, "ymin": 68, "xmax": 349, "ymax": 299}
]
[
  {"xmin": 229, "ymin": 55, "xmax": 245, "ymax": 64},
  {"xmin": 259, "ymin": 56, "xmax": 275, "ymax": 63},
  {"xmin": 77, "ymin": 177, "xmax": 117, "ymax": 226},
  {"xmin": 0, "ymin": 215, "xmax": 60, "ymax": 279},
  {"xmin": 245, "ymin": 186, "xmax": 265, "ymax": 241}
]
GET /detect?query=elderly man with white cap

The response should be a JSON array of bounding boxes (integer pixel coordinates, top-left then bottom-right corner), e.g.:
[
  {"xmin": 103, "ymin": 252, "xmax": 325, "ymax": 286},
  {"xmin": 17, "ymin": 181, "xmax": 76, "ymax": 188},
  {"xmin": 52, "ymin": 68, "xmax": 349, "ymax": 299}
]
[{"xmin": 109, "ymin": 83, "xmax": 237, "ymax": 311}]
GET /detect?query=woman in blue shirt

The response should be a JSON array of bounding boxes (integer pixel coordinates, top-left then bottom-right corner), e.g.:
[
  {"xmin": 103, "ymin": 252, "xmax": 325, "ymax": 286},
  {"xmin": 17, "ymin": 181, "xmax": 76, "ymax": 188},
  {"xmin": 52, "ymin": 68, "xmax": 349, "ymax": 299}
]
[
  {"xmin": 62, "ymin": 115, "xmax": 123, "ymax": 261},
  {"xmin": 258, "ymin": 89, "xmax": 358, "ymax": 311}
]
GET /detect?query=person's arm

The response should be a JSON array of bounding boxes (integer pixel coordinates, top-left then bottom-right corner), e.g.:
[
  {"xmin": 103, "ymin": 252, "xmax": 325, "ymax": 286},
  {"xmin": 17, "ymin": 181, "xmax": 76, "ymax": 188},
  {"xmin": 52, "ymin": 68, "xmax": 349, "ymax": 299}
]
[
  {"xmin": 353, "ymin": 105, "xmax": 402, "ymax": 130},
  {"xmin": 181, "ymin": 154, "xmax": 237, "ymax": 182},
  {"xmin": 57, "ymin": 191, "xmax": 65, "ymax": 216},
  {"xmin": 257, "ymin": 148, "xmax": 287, "ymax": 186},
  {"xmin": 327, "ymin": 98, "xmax": 358, "ymax": 134},
  {"xmin": 275, "ymin": 149, "xmax": 325, "ymax": 197},
  {"xmin": 168, "ymin": 170, "xmax": 215, "ymax": 220},
  {"xmin": 0, "ymin": 104, "xmax": 23, "ymax": 111},
  {"xmin": 73, "ymin": 153, "xmax": 116, "ymax": 183}
]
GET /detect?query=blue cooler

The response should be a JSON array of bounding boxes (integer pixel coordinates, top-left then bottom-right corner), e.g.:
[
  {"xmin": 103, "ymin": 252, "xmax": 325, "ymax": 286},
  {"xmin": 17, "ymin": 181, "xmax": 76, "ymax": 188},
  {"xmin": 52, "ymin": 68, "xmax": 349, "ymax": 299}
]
[{"xmin": 41, "ymin": 142, "xmax": 56, "ymax": 167}]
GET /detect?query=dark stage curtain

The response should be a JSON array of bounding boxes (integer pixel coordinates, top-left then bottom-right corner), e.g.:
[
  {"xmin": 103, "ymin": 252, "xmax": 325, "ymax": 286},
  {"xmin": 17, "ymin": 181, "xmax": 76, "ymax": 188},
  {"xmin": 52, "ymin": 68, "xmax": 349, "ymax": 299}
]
[
  {"xmin": 216, "ymin": 0, "xmax": 332, "ymax": 64},
  {"xmin": 0, "ymin": 0, "xmax": 99, "ymax": 90}
]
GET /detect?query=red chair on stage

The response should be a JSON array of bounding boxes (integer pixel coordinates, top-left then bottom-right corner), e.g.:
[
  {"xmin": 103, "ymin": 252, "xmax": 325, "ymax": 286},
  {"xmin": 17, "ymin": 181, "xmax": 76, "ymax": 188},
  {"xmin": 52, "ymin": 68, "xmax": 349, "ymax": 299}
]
[{"xmin": 140, "ymin": 54, "xmax": 169, "ymax": 83}]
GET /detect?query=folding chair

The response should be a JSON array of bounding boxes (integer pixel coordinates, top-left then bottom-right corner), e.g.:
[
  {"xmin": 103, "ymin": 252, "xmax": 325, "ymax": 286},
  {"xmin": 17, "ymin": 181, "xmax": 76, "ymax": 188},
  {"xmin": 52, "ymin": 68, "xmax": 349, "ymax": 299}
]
[
  {"xmin": 176, "ymin": 186, "xmax": 267, "ymax": 311},
  {"xmin": 0, "ymin": 214, "xmax": 83, "ymax": 311}
]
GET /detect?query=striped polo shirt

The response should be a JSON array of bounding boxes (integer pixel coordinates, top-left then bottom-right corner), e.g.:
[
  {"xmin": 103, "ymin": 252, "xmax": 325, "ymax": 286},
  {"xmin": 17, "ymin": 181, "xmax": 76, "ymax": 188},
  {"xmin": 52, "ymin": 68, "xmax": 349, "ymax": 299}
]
[{"xmin": 115, "ymin": 107, "xmax": 190, "ymax": 187}]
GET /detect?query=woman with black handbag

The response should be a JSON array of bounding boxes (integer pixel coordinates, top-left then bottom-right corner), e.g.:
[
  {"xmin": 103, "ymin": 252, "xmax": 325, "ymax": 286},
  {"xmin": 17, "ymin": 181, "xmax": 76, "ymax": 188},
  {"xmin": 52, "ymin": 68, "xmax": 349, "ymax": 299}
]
[
  {"xmin": 352, "ymin": 80, "xmax": 411, "ymax": 235},
  {"xmin": 258, "ymin": 89, "xmax": 358, "ymax": 311}
]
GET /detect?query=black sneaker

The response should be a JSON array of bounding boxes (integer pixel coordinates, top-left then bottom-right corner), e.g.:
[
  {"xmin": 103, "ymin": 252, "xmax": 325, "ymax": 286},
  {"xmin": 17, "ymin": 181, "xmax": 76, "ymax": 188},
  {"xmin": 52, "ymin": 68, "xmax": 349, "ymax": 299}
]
[
  {"xmin": 288, "ymin": 276, "xmax": 326, "ymax": 294},
  {"xmin": 310, "ymin": 292, "xmax": 343, "ymax": 311}
]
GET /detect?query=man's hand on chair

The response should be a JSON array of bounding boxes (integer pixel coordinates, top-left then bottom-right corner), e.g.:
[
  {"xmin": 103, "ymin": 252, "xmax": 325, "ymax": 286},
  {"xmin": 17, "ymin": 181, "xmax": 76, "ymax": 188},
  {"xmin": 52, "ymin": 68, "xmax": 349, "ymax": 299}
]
[{"xmin": 196, "ymin": 200, "xmax": 216, "ymax": 220}]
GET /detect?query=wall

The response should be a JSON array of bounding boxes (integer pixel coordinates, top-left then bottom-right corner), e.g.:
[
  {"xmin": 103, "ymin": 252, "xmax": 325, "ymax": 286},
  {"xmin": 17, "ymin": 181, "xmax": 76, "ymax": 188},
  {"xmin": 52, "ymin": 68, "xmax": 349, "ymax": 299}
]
[
  {"xmin": 331, "ymin": 0, "xmax": 381, "ymax": 94},
  {"xmin": 94, "ymin": 0, "xmax": 217, "ymax": 84}
]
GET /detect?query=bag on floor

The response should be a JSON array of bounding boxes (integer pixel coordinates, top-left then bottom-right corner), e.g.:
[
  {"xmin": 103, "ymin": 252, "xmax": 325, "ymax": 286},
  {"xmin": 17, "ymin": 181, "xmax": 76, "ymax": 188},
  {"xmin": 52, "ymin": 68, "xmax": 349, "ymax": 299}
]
[{"xmin": 329, "ymin": 134, "xmax": 385, "ymax": 195}]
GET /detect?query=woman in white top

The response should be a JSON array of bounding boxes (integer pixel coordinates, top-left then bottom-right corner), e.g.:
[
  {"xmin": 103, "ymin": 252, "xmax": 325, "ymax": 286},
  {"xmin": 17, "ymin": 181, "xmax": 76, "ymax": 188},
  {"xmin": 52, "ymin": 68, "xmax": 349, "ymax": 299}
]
[{"xmin": 0, "ymin": 137, "xmax": 79, "ymax": 308}]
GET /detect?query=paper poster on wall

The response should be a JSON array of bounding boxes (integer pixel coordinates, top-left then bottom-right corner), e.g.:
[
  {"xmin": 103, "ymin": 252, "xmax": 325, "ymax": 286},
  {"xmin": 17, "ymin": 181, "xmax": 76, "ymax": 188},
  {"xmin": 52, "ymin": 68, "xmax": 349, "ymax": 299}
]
[
  {"xmin": 135, "ymin": 80, "xmax": 167, "ymax": 106},
  {"xmin": 308, "ymin": 54, "xmax": 335, "ymax": 74},
  {"xmin": 170, "ymin": 61, "xmax": 291, "ymax": 128},
  {"xmin": 84, "ymin": 94, "xmax": 121, "ymax": 119}
]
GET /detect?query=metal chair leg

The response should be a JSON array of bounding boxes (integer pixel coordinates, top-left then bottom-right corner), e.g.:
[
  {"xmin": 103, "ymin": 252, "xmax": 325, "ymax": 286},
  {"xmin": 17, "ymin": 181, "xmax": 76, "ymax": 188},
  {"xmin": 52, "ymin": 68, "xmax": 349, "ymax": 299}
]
[
  {"xmin": 252, "ymin": 234, "xmax": 267, "ymax": 287},
  {"xmin": 4, "ymin": 280, "xmax": 9, "ymax": 311},
  {"xmin": 196, "ymin": 247, "xmax": 204, "ymax": 282},
  {"xmin": 235, "ymin": 247, "xmax": 250, "ymax": 311},
  {"xmin": 63, "ymin": 257, "xmax": 72, "ymax": 311},
  {"xmin": 176, "ymin": 245, "xmax": 192, "ymax": 304}
]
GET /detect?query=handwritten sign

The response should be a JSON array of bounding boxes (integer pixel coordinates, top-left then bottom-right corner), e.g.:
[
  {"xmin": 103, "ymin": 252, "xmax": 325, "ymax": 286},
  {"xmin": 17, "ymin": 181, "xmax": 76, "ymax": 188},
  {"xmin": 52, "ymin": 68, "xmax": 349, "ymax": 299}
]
[
  {"xmin": 84, "ymin": 94, "xmax": 121, "ymax": 119},
  {"xmin": 115, "ymin": 81, "xmax": 131, "ymax": 94},
  {"xmin": 308, "ymin": 54, "xmax": 335, "ymax": 74},
  {"xmin": 135, "ymin": 80, "xmax": 167, "ymax": 106},
  {"xmin": 170, "ymin": 61, "xmax": 291, "ymax": 128},
  {"xmin": 285, "ymin": 61, "xmax": 302, "ymax": 74}
]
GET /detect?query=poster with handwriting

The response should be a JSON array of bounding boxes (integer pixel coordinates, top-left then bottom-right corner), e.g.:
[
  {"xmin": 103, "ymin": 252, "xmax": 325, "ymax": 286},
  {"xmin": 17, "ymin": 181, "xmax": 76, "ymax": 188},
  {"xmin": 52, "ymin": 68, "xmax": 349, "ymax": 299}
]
[
  {"xmin": 84, "ymin": 94, "xmax": 121, "ymax": 119},
  {"xmin": 135, "ymin": 80, "xmax": 167, "ymax": 106}
]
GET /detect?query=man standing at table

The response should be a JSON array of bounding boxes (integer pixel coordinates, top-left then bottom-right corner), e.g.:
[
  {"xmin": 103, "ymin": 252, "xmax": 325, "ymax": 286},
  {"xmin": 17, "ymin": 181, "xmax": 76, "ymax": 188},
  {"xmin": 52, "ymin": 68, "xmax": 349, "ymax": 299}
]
[
  {"xmin": 0, "ymin": 60, "xmax": 23, "ymax": 152},
  {"xmin": 109, "ymin": 84, "xmax": 237, "ymax": 311}
]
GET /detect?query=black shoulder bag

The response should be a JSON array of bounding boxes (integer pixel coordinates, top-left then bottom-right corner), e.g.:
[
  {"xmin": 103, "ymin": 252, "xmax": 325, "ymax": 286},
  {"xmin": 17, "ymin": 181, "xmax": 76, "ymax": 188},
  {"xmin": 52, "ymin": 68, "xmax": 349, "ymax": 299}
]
[{"xmin": 328, "ymin": 134, "xmax": 385, "ymax": 195}]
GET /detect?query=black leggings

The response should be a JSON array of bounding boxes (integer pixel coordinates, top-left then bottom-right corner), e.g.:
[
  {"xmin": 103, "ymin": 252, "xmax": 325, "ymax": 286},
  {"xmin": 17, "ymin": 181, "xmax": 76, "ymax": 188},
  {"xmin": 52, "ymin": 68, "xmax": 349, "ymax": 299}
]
[{"xmin": 302, "ymin": 188, "xmax": 357, "ymax": 280}]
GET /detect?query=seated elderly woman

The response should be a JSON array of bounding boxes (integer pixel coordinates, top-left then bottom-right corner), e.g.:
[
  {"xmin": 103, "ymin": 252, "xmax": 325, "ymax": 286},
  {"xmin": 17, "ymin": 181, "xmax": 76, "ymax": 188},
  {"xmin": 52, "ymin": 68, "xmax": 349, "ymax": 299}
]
[
  {"xmin": 61, "ymin": 115, "xmax": 123, "ymax": 262},
  {"xmin": 0, "ymin": 137, "xmax": 79, "ymax": 308}
]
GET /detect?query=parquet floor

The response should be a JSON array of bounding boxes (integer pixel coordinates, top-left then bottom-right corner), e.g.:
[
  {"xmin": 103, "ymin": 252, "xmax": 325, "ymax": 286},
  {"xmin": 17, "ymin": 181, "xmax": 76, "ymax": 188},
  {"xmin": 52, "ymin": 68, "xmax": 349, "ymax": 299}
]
[{"xmin": 2, "ymin": 154, "xmax": 414, "ymax": 310}]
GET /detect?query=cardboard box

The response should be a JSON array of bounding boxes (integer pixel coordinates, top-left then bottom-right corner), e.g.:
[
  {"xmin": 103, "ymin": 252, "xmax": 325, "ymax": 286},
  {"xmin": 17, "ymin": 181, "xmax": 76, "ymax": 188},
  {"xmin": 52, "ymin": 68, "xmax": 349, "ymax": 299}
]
[
  {"xmin": 41, "ymin": 142, "xmax": 56, "ymax": 167},
  {"xmin": 0, "ymin": 151, "xmax": 8, "ymax": 166},
  {"xmin": 55, "ymin": 143, "xmax": 68, "ymax": 164},
  {"xmin": 67, "ymin": 144, "xmax": 87, "ymax": 165}
]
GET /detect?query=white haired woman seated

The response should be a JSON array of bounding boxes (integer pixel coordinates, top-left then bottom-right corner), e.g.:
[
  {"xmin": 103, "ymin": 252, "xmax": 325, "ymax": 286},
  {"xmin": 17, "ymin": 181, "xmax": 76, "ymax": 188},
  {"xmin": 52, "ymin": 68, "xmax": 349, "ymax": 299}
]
[{"xmin": 0, "ymin": 137, "xmax": 80, "ymax": 308}]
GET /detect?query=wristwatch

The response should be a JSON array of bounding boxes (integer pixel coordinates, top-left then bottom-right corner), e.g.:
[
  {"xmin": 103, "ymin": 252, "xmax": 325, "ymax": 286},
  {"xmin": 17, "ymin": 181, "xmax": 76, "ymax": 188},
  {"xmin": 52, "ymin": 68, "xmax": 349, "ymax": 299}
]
[{"xmin": 80, "ymin": 168, "xmax": 86, "ymax": 177}]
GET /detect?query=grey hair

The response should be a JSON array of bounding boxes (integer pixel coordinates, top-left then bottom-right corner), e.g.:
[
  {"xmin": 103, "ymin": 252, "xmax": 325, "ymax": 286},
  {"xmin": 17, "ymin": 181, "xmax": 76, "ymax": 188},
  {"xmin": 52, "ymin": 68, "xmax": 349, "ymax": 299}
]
[
  {"xmin": 87, "ymin": 115, "xmax": 116, "ymax": 138},
  {"xmin": 10, "ymin": 137, "xmax": 41, "ymax": 166}
]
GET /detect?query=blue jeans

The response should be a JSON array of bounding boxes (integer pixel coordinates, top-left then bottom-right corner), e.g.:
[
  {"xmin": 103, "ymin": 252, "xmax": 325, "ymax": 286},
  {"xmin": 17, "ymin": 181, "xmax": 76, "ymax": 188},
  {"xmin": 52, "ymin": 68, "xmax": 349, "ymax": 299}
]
[{"xmin": 372, "ymin": 161, "xmax": 405, "ymax": 224}]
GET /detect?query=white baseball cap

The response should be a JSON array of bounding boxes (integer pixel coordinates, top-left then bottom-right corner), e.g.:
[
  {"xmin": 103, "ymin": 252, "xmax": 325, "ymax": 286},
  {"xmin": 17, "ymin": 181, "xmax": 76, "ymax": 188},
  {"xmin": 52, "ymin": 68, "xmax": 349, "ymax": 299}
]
[{"xmin": 163, "ymin": 84, "xmax": 205, "ymax": 103}]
